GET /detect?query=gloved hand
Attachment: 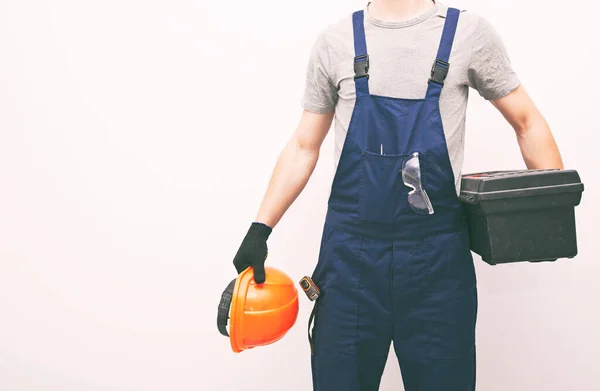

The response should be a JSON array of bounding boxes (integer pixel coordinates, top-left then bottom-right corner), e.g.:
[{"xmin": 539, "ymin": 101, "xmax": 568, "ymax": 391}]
[{"xmin": 233, "ymin": 222, "xmax": 272, "ymax": 284}]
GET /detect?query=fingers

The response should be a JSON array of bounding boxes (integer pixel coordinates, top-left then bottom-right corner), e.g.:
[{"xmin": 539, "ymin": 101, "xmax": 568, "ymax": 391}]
[{"xmin": 253, "ymin": 262, "xmax": 266, "ymax": 284}]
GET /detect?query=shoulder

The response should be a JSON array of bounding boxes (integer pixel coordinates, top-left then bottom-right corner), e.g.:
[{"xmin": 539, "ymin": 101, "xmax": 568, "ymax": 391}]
[
  {"xmin": 313, "ymin": 12, "xmax": 355, "ymax": 64},
  {"xmin": 435, "ymin": 3, "xmax": 489, "ymax": 34},
  {"xmin": 318, "ymin": 11, "xmax": 354, "ymax": 46},
  {"xmin": 436, "ymin": 3, "xmax": 502, "ymax": 53}
]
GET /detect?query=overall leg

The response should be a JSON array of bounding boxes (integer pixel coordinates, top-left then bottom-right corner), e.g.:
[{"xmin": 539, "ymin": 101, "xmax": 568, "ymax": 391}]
[
  {"xmin": 393, "ymin": 228, "xmax": 478, "ymax": 391},
  {"xmin": 311, "ymin": 226, "xmax": 393, "ymax": 391}
]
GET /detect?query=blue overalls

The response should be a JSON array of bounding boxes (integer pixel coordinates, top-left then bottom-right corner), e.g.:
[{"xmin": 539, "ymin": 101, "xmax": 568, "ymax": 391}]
[{"xmin": 309, "ymin": 8, "xmax": 478, "ymax": 391}]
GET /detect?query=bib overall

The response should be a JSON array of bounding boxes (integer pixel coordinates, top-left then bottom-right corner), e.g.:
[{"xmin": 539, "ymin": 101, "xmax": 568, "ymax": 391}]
[{"xmin": 309, "ymin": 8, "xmax": 478, "ymax": 391}]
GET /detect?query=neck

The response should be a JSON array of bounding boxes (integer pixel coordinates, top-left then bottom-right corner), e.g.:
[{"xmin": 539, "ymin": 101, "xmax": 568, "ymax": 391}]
[{"xmin": 368, "ymin": 0, "xmax": 435, "ymax": 22}]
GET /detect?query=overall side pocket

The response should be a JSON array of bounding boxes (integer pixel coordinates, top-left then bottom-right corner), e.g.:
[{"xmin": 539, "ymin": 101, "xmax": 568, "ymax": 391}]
[{"xmin": 310, "ymin": 227, "xmax": 363, "ymax": 354}]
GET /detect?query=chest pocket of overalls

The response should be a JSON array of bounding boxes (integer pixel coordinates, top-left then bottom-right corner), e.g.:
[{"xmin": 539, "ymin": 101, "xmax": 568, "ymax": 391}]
[{"xmin": 359, "ymin": 149, "xmax": 417, "ymax": 223}]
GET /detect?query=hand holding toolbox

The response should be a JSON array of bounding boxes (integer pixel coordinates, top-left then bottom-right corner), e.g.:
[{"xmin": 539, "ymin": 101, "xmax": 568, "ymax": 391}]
[{"xmin": 459, "ymin": 169, "xmax": 584, "ymax": 265}]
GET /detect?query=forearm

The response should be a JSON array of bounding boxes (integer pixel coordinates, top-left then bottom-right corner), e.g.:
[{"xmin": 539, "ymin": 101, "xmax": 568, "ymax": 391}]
[
  {"xmin": 514, "ymin": 116, "xmax": 564, "ymax": 170},
  {"xmin": 255, "ymin": 137, "xmax": 319, "ymax": 228}
]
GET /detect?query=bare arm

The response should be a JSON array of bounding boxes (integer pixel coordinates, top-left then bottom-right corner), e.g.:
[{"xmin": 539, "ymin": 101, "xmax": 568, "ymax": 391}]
[
  {"xmin": 491, "ymin": 84, "xmax": 564, "ymax": 169},
  {"xmin": 255, "ymin": 110, "xmax": 334, "ymax": 228}
]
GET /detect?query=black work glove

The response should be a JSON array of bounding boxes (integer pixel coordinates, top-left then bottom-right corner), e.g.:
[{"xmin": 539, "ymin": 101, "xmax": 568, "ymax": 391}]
[{"xmin": 232, "ymin": 222, "xmax": 272, "ymax": 284}]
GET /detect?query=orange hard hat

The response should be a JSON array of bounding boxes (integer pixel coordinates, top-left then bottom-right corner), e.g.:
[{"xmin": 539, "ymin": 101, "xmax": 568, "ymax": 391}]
[{"xmin": 217, "ymin": 266, "xmax": 299, "ymax": 353}]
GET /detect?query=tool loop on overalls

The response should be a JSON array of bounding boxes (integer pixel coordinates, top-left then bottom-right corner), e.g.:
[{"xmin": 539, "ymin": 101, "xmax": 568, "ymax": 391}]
[
  {"xmin": 300, "ymin": 276, "xmax": 321, "ymax": 355},
  {"xmin": 308, "ymin": 303, "xmax": 317, "ymax": 356}
]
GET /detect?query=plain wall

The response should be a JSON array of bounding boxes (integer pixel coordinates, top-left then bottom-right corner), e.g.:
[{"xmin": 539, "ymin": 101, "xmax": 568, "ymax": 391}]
[{"xmin": 0, "ymin": 0, "xmax": 599, "ymax": 390}]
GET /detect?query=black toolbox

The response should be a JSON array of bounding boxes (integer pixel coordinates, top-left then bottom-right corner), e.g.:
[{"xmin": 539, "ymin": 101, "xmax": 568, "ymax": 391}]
[{"xmin": 459, "ymin": 169, "xmax": 584, "ymax": 265}]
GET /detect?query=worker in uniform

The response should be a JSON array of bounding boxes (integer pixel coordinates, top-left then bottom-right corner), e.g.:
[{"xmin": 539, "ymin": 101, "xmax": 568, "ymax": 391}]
[{"xmin": 231, "ymin": 1, "xmax": 563, "ymax": 389}]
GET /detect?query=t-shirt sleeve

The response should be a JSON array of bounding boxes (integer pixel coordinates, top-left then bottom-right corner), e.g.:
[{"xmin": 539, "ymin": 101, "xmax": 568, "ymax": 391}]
[
  {"xmin": 467, "ymin": 16, "xmax": 520, "ymax": 101},
  {"xmin": 301, "ymin": 31, "xmax": 338, "ymax": 114}
]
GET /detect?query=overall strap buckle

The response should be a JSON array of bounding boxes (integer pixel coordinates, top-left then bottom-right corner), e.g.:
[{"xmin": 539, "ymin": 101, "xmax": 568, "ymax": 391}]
[
  {"xmin": 429, "ymin": 59, "xmax": 450, "ymax": 86},
  {"xmin": 354, "ymin": 54, "xmax": 370, "ymax": 80}
]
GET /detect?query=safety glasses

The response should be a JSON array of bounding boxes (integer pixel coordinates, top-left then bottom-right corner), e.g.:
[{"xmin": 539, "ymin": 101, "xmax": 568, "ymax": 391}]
[{"xmin": 401, "ymin": 152, "xmax": 434, "ymax": 215}]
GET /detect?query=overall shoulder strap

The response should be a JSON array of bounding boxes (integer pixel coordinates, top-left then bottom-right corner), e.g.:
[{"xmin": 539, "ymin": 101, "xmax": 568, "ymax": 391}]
[
  {"xmin": 425, "ymin": 7, "xmax": 461, "ymax": 100},
  {"xmin": 352, "ymin": 10, "xmax": 370, "ymax": 97}
]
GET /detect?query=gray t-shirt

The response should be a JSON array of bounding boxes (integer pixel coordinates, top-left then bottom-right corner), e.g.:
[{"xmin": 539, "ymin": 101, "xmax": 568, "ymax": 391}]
[{"xmin": 301, "ymin": 1, "xmax": 520, "ymax": 194}]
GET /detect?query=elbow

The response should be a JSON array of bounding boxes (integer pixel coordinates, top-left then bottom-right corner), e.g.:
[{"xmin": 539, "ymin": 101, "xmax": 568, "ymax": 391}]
[
  {"xmin": 292, "ymin": 135, "xmax": 320, "ymax": 163},
  {"xmin": 514, "ymin": 122, "xmax": 530, "ymax": 138},
  {"xmin": 513, "ymin": 112, "xmax": 544, "ymax": 138},
  {"xmin": 299, "ymin": 141, "xmax": 321, "ymax": 163}
]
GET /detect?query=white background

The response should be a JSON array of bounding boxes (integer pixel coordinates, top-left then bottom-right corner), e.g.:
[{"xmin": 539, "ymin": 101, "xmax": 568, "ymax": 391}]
[{"xmin": 0, "ymin": 0, "xmax": 598, "ymax": 390}]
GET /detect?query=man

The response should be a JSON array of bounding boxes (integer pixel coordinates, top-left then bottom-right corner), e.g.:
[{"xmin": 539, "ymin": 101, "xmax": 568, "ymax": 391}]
[{"xmin": 232, "ymin": 0, "xmax": 563, "ymax": 390}]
